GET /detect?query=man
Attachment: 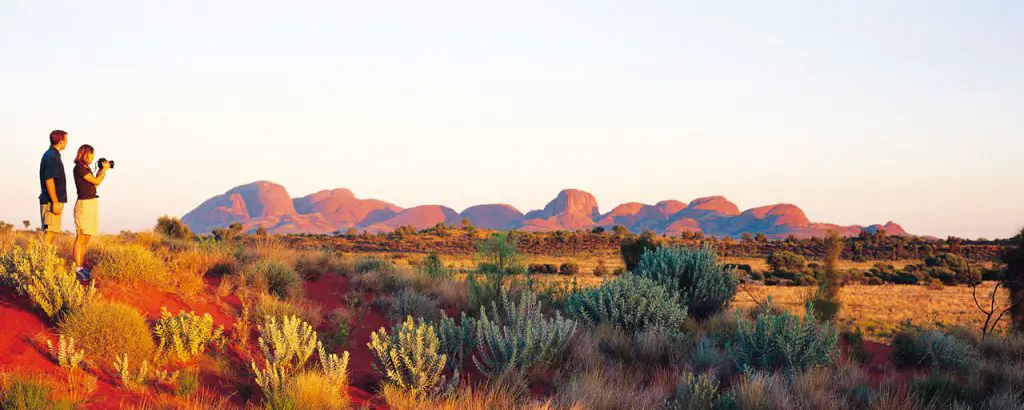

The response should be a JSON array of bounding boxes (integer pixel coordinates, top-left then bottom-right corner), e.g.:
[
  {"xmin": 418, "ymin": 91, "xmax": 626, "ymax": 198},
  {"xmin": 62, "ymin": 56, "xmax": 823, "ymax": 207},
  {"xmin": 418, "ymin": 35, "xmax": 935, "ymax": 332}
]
[{"xmin": 39, "ymin": 130, "xmax": 68, "ymax": 244}]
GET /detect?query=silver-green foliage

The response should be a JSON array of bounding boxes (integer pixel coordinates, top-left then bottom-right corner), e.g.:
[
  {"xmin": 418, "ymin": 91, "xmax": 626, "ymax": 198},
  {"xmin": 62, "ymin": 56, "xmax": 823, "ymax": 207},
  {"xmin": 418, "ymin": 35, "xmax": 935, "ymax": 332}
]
[
  {"xmin": 368, "ymin": 316, "xmax": 454, "ymax": 400},
  {"xmin": 663, "ymin": 371, "xmax": 719, "ymax": 410},
  {"xmin": 729, "ymin": 304, "xmax": 839, "ymax": 374},
  {"xmin": 434, "ymin": 311, "xmax": 477, "ymax": 373},
  {"xmin": 474, "ymin": 291, "xmax": 576, "ymax": 379},
  {"xmin": 153, "ymin": 308, "xmax": 224, "ymax": 362},
  {"xmin": 0, "ymin": 242, "xmax": 96, "ymax": 319},
  {"xmin": 633, "ymin": 246, "xmax": 737, "ymax": 320},
  {"xmin": 565, "ymin": 274, "xmax": 686, "ymax": 333},
  {"xmin": 257, "ymin": 315, "xmax": 318, "ymax": 372},
  {"xmin": 46, "ymin": 335, "xmax": 85, "ymax": 372},
  {"xmin": 898, "ymin": 330, "xmax": 980, "ymax": 373}
]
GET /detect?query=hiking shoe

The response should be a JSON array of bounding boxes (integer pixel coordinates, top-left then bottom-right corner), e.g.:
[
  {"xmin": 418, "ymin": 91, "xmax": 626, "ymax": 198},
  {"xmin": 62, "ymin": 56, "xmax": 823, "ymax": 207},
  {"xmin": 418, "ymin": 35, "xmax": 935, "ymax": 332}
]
[{"xmin": 75, "ymin": 267, "xmax": 92, "ymax": 282}]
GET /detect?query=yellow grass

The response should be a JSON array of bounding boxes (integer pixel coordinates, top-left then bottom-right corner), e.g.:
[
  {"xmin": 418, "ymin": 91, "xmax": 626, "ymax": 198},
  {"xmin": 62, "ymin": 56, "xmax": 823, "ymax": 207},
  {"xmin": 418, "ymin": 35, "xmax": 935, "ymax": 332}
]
[{"xmin": 733, "ymin": 283, "xmax": 1011, "ymax": 340}]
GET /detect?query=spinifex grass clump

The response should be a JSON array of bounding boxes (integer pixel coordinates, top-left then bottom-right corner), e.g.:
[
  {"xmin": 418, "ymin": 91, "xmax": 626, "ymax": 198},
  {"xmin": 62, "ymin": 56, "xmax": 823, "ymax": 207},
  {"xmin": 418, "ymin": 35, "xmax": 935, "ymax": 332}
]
[
  {"xmin": 633, "ymin": 246, "xmax": 737, "ymax": 321},
  {"xmin": 368, "ymin": 316, "xmax": 455, "ymax": 401},
  {"xmin": 1, "ymin": 242, "xmax": 96, "ymax": 320},
  {"xmin": 564, "ymin": 274, "xmax": 686, "ymax": 334},
  {"xmin": 474, "ymin": 291, "xmax": 576, "ymax": 379}
]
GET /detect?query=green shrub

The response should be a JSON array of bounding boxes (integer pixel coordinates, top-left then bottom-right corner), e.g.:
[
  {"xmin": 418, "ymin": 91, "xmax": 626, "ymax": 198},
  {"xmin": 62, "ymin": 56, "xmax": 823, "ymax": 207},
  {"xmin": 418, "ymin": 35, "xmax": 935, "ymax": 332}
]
[
  {"xmin": 592, "ymin": 259, "xmax": 609, "ymax": 277},
  {"xmin": 386, "ymin": 289, "xmax": 439, "ymax": 322},
  {"xmin": 564, "ymin": 274, "xmax": 686, "ymax": 334},
  {"xmin": 153, "ymin": 308, "xmax": 225, "ymax": 362},
  {"xmin": 433, "ymin": 311, "xmax": 477, "ymax": 373},
  {"xmin": 45, "ymin": 335, "xmax": 85, "ymax": 372},
  {"xmin": 558, "ymin": 262, "xmax": 580, "ymax": 276},
  {"xmin": 175, "ymin": 370, "xmax": 200, "ymax": 397},
  {"xmin": 242, "ymin": 260, "xmax": 303, "ymax": 300},
  {"xmin": 766, "ymin": 251, "xmax": 808, "ymax": 278},
  {"xmin": 355, "ymin": 257, "xmax": 394, "ymax": 274},
  {"xmin": 892, "ymin": 329, "xmax": 980, "ymax": 373},
  {"xmin": 421, "ymin": 253, "xmax": 451, "ymax": 279},
  {"xmin": 58, "ymin": 300, "xmax": 156, "ymax": 365},
  {"xmin": 257, "ymin": 315, "xmax": 319, "ymax": 373},
  {"xmin": 469, "ymin": 233, "xmax": 527, "ymax": 311},
  {"xmin": 474, "ymin": 291, "xmax": 576, "ymax": 379},
  {"xmin": 0, "ymin": 374, "xmax": 77, "ymax": 410},
  {"xmin": 1, "ymin": 242, "xmax": 96, "ymax": 319},
  {"xmin": 91, "ymin": 243, "xmax": 168, "ymax": 287},
  {"xmin": 633, "ymin": 246, "xmax": 737, "ymax": 321},
  {"xmin": 295, "ymin": 250, "xmax": 344, "ymax": 281},
  {"xmin": 664, "ymin": 371, "xmax": 719, "ymax": 410},
  {"xmin": 619, "ymin": 230, "xmax": 659, "ymax": 271},
  {"xmin": 368, "ymin": 316, "xmax": 454, "ymax": 401},
  {"xmin": 910, "ymin": 374, "xmax": 980, "ymax": 406},
  {"xmin": 729, "ymin": 304, "xmax": 839, "ymax": 374},
  {"xmin": 155, "ymin": 215, "xmax": 194, "ymax": 241}
]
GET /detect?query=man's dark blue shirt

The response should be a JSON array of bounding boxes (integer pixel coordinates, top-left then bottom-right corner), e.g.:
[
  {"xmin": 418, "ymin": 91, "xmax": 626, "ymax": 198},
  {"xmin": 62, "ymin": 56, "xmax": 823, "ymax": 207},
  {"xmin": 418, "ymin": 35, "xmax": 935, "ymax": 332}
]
[{"xmin": 39, "ymin": 146, "xmax": 67, "ymax": 204}]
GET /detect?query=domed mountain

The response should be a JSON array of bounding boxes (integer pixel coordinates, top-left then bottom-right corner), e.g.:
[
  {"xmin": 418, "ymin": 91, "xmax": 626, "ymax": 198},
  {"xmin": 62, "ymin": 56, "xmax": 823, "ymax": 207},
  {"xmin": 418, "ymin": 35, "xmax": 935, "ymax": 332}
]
[
  {"xmin": 655, "ymin": 200, "xmax": 688, "ymax": 218},
  {"xmin": 358, "ymin": 205, "xmax": 461, "ymax": 233},
  {"xmin": 595, "ymin": 202, "xmax": 668, "ymax": 232},
  {"xmin": 183, "ymin": 181, "xmax": 297, "ymax": 233},
  {"xmin": 292, "ymin": 188, "xmax": 403, "ymax": 230},
  {"xmin": 461, "ymin": 204, "xmax": 524, "ymax": 230},
  {"xmin": 516, "ymin": 189, "xmax": 600, "ymax": 231}
]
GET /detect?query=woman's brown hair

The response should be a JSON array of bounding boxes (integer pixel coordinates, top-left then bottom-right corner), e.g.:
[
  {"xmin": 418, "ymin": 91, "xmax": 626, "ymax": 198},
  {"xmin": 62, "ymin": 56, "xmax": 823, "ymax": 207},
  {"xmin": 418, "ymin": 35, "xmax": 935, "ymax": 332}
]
[{"xmin": 74, "ymin": 144, "xmax": 94, "ymax": 167}]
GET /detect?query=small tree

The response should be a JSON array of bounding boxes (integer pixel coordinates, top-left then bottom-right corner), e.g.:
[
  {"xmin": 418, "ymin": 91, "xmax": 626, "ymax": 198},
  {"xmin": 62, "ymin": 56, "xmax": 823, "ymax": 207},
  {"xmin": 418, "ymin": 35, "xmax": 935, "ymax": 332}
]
[
  {"xmin": 468, "ymin": 232, "xmax": 525, "ymax": 310},
  {"xmin": 766, "ymin": 251, "xmax": 808, "ymax": 278},
  {"xmin": 620, "ymin": 230, "xmax": 659, "ymax": 271},
  {"xmin": 808, "ymin": 231, "xmax": 844, "ymax": 321},
  {"xmin": 22, "ymin": 220, "xmax": 30, "ymax": 230},
  {"xmin": 1003, "ymin": 228, "xmax": 1024, "ymax": 332},
  {"xmin": 155, "ymin": 216, "xmax": 193, "ymax": 241}
]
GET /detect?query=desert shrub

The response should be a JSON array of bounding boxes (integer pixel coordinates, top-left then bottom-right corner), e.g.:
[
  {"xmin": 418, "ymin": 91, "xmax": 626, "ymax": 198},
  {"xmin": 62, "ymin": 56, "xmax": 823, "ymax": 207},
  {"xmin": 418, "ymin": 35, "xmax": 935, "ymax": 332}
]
[
  {"xmin": 765, "ymin": 251, "xmax": 809, "ymax": 278},
  {"xmin": 251, "ymin": 293, "xmax": 322, "ymax": 328},
  {"xmin": 153, "ymin": 308, "xmax": 225, "ymax": 362},
  {"xmin": 469, "ymin": 232, "xmax": 527, "ymax": 311},
  {"xmin": 113, "ymin": 353, "xmax": 150, "ymax": 391},
  {"xmin": 474, "ymin": 291, "xmax": 576, "ymax": 379},
  {"xmin": 729, "ymin": 304, "xmax": 839, "ymax": 374},
  {"xmin": 90, "ymin": 243, "xmax": 168, "ymax": 287},
  {"xmin": 910, "ymin": 374, "xmax": 980, "ymax": 406},
  {"xmin": 368, "ymin": 316, "xmax": 454, "ymax": 401},
  {"xmin": 324, "ymin": 309, "xmax": 352, "ymax": 349},
  {"xmin": 420, "ymin": 253, "xmax": 451, "ymax": 279},
  {"xmin": 619, "ymin": 230, "xmax": 659, "ymax": 271},
  {"xmin": 592, "ymin": 259, "xmax": 609, "ymax": 277},
  {"xmin": 1003, "ymin": 228, "xmax": 1024, "ymax": 332},
  {"xmin": 175, "ymin": 370, "xmax": 200, "ymax": 397},
  {"xmin": 45, "ymin": 335, "xmax": 85, "ymax": 372},
  {"xmin": 0, "ymin": 374, "xmax": 78, "ymax": 410},
  {"xmin": 433, "ymin": 311, "xmax": 477, "ymax": 373},
  {"xmin": 633, "ymin": 246, "xmax": 737, "ymax": 321},
  {"xmin": 564, "ymin": 274, "xmax": 685, "ymax": 334},
  {"xmin": 664, "ymin": 371, "xmax": 719, "ymax": 410},
  {"xmin": 155, "ymin": 215, "xmax": 194, "ymax": 241},
  {"xmin": 58, "ymin": 300, "xmax": 156, "ymax": 365},
  {"xmin": 0, "ymin": 242, "xmax": 96, "ymax": 319},
  {"xmin": 842, "ymin": 328, "xmax": 874, "ymax": 364},
  {"xmin": 283, "ymin": 371, "xmax": 348, "ymax": 410},
  {"xmin": 719, "ymin": 372, "xmax": 794, "ymax": 410},
  {"xmin": 808, "ymin": 232, "xmax": 844, "ymax": 321},
  {"xmin": 242, "ymin": 260, "xmax": 303, "ymax": 300},
  {"xmin": 386, "ymin": 289, "xmax": 439, "ymax": 322},
  {"xmin": 295, "ymin": 250, "xmax": 344, "ymax": 282},
  {"xmin": 921, "ymin": 253, "xmax": 981, "ymax": 285},
  {"xmin": 257, "ymin": 315, "xmax": 319, "ymax": 373},
  {"xmin": 558, "ymin": 262, "xmax": 580, "ymax": 276},
  {"xmin": 892, "ymin": 329, "xmax": 980, "ymax": 373},
  {"xmin": 355, "ymin": 256, "xmax": 394, "ymax": 274}
]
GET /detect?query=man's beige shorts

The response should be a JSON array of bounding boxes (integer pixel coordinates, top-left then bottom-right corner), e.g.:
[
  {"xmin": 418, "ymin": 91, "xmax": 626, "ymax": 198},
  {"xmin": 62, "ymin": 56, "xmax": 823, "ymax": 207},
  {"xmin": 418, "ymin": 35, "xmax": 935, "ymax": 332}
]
[
  {"xmin": 40, "ymin": 203, "xmax": 62, "ymax": 233},
  {"xmin": 74, "ymin": 199, "xmax": 99, "ymax": 236}
]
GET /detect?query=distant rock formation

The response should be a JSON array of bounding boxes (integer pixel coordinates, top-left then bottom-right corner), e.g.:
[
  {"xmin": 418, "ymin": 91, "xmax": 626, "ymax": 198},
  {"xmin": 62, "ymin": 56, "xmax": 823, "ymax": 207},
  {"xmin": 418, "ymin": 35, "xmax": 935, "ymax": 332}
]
[{"xmin": 182, "ymin": 181, "xmax": 911, "ymax": 238}]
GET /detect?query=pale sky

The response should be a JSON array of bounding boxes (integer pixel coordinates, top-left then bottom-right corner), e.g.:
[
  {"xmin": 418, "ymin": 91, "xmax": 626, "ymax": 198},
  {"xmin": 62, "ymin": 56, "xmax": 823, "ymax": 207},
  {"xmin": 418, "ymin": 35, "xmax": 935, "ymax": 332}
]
[{"xmin": 1, "ymin": 1, "xmax": 1021, "ymax": 239}]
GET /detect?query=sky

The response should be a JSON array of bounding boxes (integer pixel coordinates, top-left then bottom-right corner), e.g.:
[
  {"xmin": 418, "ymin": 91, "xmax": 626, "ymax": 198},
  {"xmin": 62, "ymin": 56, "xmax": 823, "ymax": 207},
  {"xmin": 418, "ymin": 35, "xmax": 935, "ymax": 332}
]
[{"xmin": 1, "ymin": 1, "xmax": 1022, "ymax": 239}]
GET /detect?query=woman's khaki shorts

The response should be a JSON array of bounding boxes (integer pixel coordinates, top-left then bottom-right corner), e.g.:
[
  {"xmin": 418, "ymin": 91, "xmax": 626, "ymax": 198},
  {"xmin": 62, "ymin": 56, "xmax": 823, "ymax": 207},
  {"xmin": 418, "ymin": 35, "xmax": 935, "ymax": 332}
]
[{"xmin": 74, "ymin": 199, "xmax": 99, "ymax": 236}]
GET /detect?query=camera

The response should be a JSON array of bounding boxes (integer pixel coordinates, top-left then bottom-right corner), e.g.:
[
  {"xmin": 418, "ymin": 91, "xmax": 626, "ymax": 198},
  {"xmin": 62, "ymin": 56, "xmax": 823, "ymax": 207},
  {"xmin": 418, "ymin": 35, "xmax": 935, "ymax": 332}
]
[{"xmin": 98, "ymin": 158, "xmax": 115, "ymax": 169}]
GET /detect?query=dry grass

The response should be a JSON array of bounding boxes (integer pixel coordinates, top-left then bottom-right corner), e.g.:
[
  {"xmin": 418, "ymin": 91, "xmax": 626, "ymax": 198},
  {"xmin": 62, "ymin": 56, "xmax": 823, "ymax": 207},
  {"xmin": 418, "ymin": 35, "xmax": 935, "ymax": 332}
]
[
  {"xmin": 734, "ymin": 283, "xmax": 1012, "ymax": 340},
  {"xmin": 249, "ymin": 292, "xmax": 323, "ymax": 328},
  {"xmin": 57, "ymin": 300, "xmax": 157, "ymax": 367}
]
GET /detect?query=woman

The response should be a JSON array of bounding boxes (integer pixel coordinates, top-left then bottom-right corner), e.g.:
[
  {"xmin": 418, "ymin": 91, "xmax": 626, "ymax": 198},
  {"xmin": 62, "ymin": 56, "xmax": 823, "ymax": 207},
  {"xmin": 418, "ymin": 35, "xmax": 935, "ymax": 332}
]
[{"xmin": 72, "ymin": 144, "xmax": 111, "ymax": 281}]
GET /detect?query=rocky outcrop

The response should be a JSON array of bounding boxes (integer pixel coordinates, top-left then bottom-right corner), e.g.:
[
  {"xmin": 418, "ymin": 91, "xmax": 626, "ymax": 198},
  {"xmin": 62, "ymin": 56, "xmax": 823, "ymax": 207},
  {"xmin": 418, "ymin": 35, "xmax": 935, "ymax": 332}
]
[
  {"xmin": 460, "ymin": 204, "xmax": 524, "ymax": 230},
  {"xmin": 292, "ymin": 189, "xmax": 402, "ymax": 230}
]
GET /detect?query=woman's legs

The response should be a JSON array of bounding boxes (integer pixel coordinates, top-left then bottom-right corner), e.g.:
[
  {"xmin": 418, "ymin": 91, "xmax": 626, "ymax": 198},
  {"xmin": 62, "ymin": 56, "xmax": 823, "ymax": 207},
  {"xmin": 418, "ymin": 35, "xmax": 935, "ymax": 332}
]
[{"xmin": 73, "ymin": 232, "xmax": 91, "ymax": 268}]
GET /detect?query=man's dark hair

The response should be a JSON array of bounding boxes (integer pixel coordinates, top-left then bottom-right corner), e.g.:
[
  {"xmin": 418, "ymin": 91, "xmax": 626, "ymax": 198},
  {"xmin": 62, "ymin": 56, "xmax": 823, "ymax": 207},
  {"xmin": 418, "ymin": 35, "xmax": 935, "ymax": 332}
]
[{"xmin": 49, "ymin": 130, "xmax": 67, "ymax": 146}]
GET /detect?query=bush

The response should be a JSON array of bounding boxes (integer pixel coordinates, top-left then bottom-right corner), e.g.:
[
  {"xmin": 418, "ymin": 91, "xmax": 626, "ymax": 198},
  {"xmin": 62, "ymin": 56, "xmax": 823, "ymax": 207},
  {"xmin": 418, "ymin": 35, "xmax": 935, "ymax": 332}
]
[
  {"xmin": 592, "ymin": 259, "xmax": 609, "ymax": 277},
  {"xmin": 385, "ymin": 289, "xmax": 438, "ymax": 322},
  {"xmin": 664, "ymin": 371, "xmax": 719, "ymax": 410},
  {"xmin": 155, "ymin": 215, "xmax": 194, "ymax": 241},
  {"xmin": 564, "ymin": 274, "xmax": 686, "ymax": 334},
  {"xmin": 0, "ymin": 374, "xmax": 77, "ymax": 410},
  {"xmin": 58, "ymin": 300, "xmax": 156, "ymax": 366},
  {"xmin": 729, "ymin": 304, "xmax": 839, "ymax": 374},
  {"xmin": 766, "ymin": 251, "xmax": 809, "ymax": 278},
  {"xmin": 433, "ymin": 311, "xmax": 477, "ymax": 373},
  {"xmin": 90, "ymin": 243, "xmax": 168, "ymax": 287},
  {"xmin": 474, "ymin": 291, "xmax": 576, "ymax": 379},
  {"xmin": 892, "ymin": 329, "xmax": 980, "ymax": 373},
  {"xmin": 368, "ymin": 316, "xmax": 453, "ymax": 401},
  {"xmin": 1, "ymin": 242, "xmax": 96, "ymax": 319},
  {"xmin": 633, "ymin": 246, "xmax": 737, "ymax": 321},
  {"xmin": 295, "ymin": 250, "xmax": 344, "ymax": 281},
  {"xmin": 910, "ymin": 374, "xmax": 980, "ymax": 405},
  {"xmin": 242, "ymin": 260, "xmax": 303, "ymax": 300},
  {"xmin": 284, "ymin": 371, "xmax": 349, "ymax": 410},
  {"xmin": 421, "ymin": 253, "xmax": 450, "ymax": 279},
  {"xmin": 619, "ymin": 231, "xmax": 659, "ymax": 271},
  {"xmin": 355, "ymin": 257, "xmax": 394, "ymax": 274},
  {"xmin": 257, "ymin": 315, "xmax": 319, "ymax": 373},
  {"xmin": 153, "ymin": 308, "xmax": 224, "ymax": 362},
  {"xmin": 251, "ymin": 293, "xmax": 323, "ymax": 328},
  {"xmin": 558, "ymin": 262, "xmax": 580, "ymax": 276}
]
